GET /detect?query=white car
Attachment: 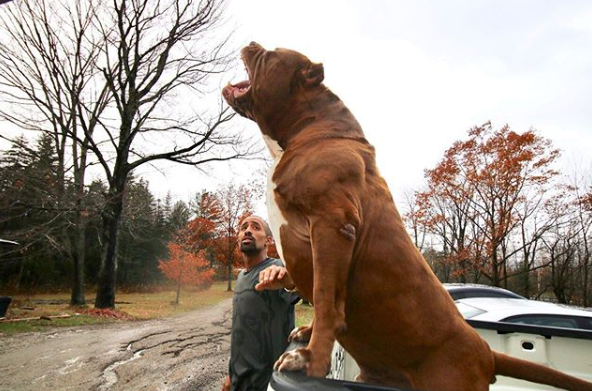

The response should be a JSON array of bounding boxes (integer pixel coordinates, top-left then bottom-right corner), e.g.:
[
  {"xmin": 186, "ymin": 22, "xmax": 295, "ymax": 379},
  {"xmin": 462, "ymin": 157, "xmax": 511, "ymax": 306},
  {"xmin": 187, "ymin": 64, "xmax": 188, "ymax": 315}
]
[
  {"xmin": 443, "ymin": 283, "xmax": 526, "ymax": 300},
  {"xmin": 456, "ymin": 297, "xmax": 592, "ymax": 330}
]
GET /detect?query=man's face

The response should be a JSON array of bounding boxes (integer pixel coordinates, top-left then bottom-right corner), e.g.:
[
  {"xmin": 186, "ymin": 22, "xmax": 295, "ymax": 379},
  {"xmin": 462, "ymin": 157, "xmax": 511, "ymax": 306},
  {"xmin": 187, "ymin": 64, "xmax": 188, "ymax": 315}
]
[{"xmin": 238, "ymin": 217, "xmax": 271, "ymax": 255}]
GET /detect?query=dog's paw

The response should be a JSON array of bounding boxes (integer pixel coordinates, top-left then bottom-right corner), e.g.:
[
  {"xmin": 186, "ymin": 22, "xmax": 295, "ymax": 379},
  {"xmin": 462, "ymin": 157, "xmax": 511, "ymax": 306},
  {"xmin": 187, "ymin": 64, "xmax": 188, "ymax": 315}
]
[
  {"xmin": 274, "ymin": 348, "xmax": 330, "ymax": 377},
  {"xmin": 289, "ymin": 325, "xmax": 313, "ymax": 342},
  {"xmin": 274, "ymin": 348, "xmax": 310, "ymax": 372}
]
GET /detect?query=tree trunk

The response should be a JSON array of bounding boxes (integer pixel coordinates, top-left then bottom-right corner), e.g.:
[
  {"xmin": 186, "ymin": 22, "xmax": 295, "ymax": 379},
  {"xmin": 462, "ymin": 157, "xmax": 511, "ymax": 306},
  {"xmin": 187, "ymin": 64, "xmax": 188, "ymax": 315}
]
[
  {"xmin": 16, "ymin": 256, "xmax": 26, "ymax": 289},
  {"xmin": 521, "ymin": 259, "xmax": 531, "ymax": 298},
  {"xmin": 70, "ymin": 150, "xmax": 88, "ymax": 306},
  {"xmin": 70, "ymin": 225, "xmax": 86, "ymax": 306},
  {"xmin": 227, "ymin": 258, "xmax": 232, "ymax": 291},
  {"xmin": 582, "ymin": 232, "xmax": 591, "ymax": 307},
  {"xmin": 70, "ymin": 187, "xmax": 87, "ymax": 305},
  {"xmin": 226, "ymin": 246, "xmax": 233, "ymax": 292},
  {"xmin": 175, "ymin": 279, "xmax": 181, "ymax": 305},
  {"xmin": 95, "ymin": 188, "xmax": 125, "ymax": 309}
]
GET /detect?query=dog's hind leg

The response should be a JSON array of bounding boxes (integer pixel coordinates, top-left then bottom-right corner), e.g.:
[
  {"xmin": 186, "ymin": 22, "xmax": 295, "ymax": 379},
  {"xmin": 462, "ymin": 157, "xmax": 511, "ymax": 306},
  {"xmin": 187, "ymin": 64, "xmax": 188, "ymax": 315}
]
[
  {"xmin": 411, "ymin": 350, "xmax": 492, "ymax": 391},
  {"xmin": 356, "ymin": 367, "xmax": 413, "ymax": 389}
]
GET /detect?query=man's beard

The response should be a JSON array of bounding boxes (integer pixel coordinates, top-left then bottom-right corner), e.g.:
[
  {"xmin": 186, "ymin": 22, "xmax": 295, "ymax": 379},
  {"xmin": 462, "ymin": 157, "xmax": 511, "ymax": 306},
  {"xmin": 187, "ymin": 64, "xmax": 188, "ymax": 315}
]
[{"xmin": 240, "ymin": 241, "xmax": 260, "ymax": 254}]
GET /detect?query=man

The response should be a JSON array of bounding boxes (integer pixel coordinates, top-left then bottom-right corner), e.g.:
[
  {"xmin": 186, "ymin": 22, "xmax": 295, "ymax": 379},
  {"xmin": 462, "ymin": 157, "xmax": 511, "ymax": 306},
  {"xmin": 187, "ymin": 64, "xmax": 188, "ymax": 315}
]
[{"xmin": 222, "ymin": 215, "xmax": 300, "ymax": 391}]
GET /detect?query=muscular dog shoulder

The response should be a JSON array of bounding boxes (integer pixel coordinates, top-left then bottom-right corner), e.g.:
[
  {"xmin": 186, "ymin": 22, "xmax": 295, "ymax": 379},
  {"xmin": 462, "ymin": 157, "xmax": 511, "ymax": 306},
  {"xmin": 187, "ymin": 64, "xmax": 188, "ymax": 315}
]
[{"xmin": 282, "ymin": 145, "xmax": 365, "ymax": 192}]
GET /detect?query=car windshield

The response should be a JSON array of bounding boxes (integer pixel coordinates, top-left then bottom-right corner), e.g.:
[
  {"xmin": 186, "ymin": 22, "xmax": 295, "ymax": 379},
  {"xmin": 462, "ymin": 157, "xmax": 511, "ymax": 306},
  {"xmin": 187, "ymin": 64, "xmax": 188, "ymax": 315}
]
[
  {"xmin": 455, "ymin": 302, "xmax": 486, "ymax": 319},
  {"xmin": 443, "ymin": 284, "xmax": 526, "ymax": 300}
]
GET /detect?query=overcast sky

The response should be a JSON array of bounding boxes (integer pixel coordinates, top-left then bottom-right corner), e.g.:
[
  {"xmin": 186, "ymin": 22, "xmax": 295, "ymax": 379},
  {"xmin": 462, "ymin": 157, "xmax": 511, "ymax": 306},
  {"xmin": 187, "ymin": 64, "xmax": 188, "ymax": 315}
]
[
  {"xmin": 3, "ymin": 0, "xmax": 591, "ymax": 215},
  {"xmin": 192, "ymin": 0, "xmax": 591, "ymax": 214}
]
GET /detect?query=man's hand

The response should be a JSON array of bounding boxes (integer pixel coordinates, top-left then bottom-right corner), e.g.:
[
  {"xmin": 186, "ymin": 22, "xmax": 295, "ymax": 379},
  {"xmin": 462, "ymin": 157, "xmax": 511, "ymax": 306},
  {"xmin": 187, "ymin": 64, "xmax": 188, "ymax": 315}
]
[
  {"xmin": 221, "ymin": 375, "xmax": 231, "ymax": 391},
  {"xmin": 255, "ymin": 264, "xmax": 296, "ymax": 291}
]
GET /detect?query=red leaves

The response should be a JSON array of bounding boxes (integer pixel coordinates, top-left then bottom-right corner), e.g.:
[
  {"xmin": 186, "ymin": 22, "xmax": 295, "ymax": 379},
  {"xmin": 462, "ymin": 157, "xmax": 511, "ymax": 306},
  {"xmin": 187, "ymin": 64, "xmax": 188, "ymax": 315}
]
[
  {"xmin": 79, "ymin": 308, "xmax": 131, "ymax": 320},
  {"xmin": 415, "ymin": 123, "xmax": 560, "ymax": 284},
  {"xmin": 159, "ymin": 244, "xmax": 214, "ymax": 289}
]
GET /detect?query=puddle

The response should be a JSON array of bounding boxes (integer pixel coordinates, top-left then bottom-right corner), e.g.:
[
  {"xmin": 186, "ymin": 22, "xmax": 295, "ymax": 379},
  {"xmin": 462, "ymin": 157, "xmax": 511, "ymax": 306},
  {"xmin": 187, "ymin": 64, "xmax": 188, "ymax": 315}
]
[{"xmin": 98, "ymin": 346, "xmax": 145, "ymax": 391}]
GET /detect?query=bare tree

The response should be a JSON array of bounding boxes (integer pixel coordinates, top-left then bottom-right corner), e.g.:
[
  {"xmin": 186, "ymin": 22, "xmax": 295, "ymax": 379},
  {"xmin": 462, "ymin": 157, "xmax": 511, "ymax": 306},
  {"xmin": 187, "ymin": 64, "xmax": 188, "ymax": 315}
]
[
  {"xmin": 90, "ymin": 0, "xmax": 254, "ymax": 308},
  {"xmin": 0, "ymin": 0, "xmax": 257, "ymax": 308},
  {"xmin": 0, "ymin": 0, "xmax": 110, "ymax": 305},
  {"xmin": 548, "ymin": 162, "xmax": 592, "ymax": 305}
]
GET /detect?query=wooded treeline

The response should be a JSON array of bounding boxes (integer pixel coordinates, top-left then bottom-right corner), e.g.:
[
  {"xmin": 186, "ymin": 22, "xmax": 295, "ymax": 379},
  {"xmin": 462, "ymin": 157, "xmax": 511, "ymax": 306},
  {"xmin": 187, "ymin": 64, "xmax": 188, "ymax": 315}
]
[
  {"xmin": 0, "ymin": 132, "xmax": 261, "ymax": 295},
  {"xmin": 0, "ymin": 0, "xmax": 260, "ymax": 308},
  {"xmin": 3, "ymin": 122, "xmax": 590, "ymax": 309},
  {"xmin": 404, "ymin": 122, "xmax": 592, "ymax": 306}
]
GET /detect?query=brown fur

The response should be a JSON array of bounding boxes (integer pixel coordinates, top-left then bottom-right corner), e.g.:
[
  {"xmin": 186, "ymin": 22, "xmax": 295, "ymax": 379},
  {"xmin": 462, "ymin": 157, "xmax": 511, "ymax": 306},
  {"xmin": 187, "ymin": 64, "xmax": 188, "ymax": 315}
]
[{"xmin": 222, "ymin": 42, "xmax": 592, "ymax": 391}]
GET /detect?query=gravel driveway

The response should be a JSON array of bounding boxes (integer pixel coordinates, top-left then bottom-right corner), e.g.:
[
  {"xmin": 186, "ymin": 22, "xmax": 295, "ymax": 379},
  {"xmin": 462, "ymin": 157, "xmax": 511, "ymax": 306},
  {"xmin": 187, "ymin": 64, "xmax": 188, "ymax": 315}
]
[{"xmin": 0, "ymin": 298, "xmax": 232, "ymax": 391}]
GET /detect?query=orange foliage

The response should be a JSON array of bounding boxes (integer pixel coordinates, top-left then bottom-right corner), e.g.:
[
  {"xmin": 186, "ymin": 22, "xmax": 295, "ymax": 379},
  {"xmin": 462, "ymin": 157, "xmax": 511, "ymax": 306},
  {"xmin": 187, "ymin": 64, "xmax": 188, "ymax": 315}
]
[
  {"xmin": 170, "ymin": 183, "xmax": 264, "ymax": 289},
  {"xmin": 416, "ymin": 122, "xmax": 560, "ymax": 285},
  {"xmin": 267, "ymin": 241, "xmax": 280, "ymax": 259},
  {"xmin": 185, "ymin": 217, "xmax": 216, "ymax": 250},
  {"xmin": 159, "ymin": 243, "xmax": 214, "ymax": 290}
]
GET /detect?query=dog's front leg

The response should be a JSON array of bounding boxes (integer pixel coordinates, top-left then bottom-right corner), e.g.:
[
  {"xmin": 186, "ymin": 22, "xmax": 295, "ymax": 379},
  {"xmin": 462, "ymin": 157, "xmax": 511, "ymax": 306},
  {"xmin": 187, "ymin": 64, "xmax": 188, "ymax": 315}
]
[
  {"xmin": 276, "ymin": 214, "xmax": 357, "ymax": 377},
  {"xmin": 289, "ymin": 317, "xmax": 314, "ymax": 342}
]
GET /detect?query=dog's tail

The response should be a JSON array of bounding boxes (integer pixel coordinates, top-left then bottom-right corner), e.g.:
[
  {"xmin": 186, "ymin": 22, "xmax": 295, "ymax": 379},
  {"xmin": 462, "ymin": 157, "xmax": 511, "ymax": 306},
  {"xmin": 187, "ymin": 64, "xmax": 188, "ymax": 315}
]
[{"xmin": 493, "ymin": 351, "xmax": 592, "ymax": 391}]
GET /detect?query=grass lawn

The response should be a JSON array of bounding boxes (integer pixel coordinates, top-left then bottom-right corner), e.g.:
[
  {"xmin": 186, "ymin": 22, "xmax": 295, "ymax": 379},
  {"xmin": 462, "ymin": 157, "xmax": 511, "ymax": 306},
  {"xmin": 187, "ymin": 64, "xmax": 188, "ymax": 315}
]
[
  {"xmin": 295, "ymin": 302, "xmax": 313, "ymax": 327},
  {"xmin": 0, "ymin": 282, "xmax": 232, "ymax": 334},
  {"xmin": 1, "ymin": 281, "xmax": 314, "ymax": 334}
]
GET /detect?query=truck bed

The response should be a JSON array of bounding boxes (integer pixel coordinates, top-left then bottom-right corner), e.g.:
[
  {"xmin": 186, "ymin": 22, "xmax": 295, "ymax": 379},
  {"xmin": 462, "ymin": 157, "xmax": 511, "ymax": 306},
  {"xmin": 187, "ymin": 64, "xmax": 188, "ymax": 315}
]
[{"xmin": 268, "ymin": 320, "xmax": 592, "ymax": 391}]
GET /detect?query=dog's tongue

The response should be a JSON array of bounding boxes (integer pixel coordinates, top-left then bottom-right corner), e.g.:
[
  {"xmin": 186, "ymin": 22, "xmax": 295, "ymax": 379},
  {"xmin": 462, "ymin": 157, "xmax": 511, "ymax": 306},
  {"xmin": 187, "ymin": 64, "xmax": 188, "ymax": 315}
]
[
  {"xmin": 231, "ymin": 80, "xmax": 251, "ymax": 98},
  {"xmin": 234, "ymin": 80, "xmax": 250, "ymax": 88}
]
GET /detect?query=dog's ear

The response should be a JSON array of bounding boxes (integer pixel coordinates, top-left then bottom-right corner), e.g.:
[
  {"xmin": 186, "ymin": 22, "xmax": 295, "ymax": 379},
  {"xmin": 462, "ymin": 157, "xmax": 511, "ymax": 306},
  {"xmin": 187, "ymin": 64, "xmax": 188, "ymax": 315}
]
[{"xmin": 302, "ymin": 62, "xmax": 324, "ymax": 86}]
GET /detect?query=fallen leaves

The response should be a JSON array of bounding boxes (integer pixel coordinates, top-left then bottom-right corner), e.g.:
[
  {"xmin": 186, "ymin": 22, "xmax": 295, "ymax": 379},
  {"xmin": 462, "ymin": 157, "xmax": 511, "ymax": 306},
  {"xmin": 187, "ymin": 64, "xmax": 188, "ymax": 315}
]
[{"xmin": 78, "ymin": 308, "xmax": 132, "ymax": 320}]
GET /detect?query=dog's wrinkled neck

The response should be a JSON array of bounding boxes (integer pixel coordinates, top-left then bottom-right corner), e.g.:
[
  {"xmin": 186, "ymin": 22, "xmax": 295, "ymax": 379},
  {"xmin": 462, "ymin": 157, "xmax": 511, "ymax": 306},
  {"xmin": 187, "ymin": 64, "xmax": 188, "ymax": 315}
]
[{"xmin": 258, "ymin": 88, "xmax": 363, "ymax": 151}]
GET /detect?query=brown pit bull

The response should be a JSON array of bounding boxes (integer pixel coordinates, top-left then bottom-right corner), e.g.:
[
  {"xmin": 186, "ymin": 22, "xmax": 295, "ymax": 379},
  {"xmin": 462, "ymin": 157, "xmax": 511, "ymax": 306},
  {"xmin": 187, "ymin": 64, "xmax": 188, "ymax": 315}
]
[{"xmin": 222, "ymin": 42, "xmax": 592, "ymax": 391}]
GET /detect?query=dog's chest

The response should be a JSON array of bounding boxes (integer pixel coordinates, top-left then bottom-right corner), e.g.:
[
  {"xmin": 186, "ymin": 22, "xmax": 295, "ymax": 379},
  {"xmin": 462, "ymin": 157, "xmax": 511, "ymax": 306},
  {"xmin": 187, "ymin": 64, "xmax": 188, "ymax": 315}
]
[{"xmin": 266, "ymin": 153, "xmax": 288, "ymax": 261}]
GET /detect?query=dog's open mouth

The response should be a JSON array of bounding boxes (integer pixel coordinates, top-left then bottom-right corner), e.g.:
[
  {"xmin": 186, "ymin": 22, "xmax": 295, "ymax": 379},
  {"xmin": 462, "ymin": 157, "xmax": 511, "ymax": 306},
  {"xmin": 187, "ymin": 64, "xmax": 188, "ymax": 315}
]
[
  {"xmin": 223, "ymin": 59, "xmax": 252, "ymax": 104},
  {"xmin": 222, "ymin": 46, "xmax": 262, "ymax": 119},
  {"xmin": 224, "ymin": 79, "xmax": 251, "ymax": 100}
]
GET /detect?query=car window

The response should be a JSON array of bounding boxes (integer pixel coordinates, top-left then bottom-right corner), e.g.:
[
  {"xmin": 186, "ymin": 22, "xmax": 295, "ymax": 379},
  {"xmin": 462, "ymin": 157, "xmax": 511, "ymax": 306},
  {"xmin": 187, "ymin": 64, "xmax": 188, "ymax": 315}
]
[
  {"xmin": 471, "ymin": 291, "xmax": 513, "ymax": 299},
  {"xmin": 448, "ymin": 291, "xmax": 465, "ymax": 300},
  {"xmin": 447, "ymin": 289, "xmax": 524, "ymax": 301},
  {"xmin": 485, "ymin": 292, "xmax": 521, "ymax": 299},
  {"xmin": 581, "ymin": 318, "xmax": 592, "ymax": 330},
  {"xmin": 503, "ymin": 315, "xmax": 581, "ymax": 329},
  {"xmin": 455, "ymin": 302, "xmax": 486, "ymax": 319}
]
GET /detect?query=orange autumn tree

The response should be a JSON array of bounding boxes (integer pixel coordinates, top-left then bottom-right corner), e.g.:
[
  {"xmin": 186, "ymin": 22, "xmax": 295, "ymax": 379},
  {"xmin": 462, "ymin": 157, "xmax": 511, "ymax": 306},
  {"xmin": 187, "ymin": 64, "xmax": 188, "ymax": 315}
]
[
  {"xmin": 161, "ymin": 191, "xmax": 221, "ymax": 304},
  {"xmin": 208, "ymin": 182, "xmax": 263, "ymax": 291},
  {"xmin": 159, "ymin": 243, "xmax": 215, "ymax": 304},
  {"xmin": 186, "ymin": 190, "xmax": 223, "ymax": 267},
  {"xmin": 416, "ymin": 122, "xmax": 560, "ymax": 288}
]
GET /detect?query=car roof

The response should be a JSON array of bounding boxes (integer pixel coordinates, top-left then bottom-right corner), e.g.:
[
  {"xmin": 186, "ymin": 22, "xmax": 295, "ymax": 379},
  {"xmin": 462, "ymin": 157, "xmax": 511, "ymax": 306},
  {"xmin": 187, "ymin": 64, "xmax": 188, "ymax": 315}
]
[
  {"xmin": 443, "ymin": 283, "xmax": 526, "ymax": 299},
  {"xmin": 455, "ymin": 297, "xmax": 592, "ymax": 321},
  {"xmin": 444, "ymin": 283, "xmax": 516, "ymax": 292}
]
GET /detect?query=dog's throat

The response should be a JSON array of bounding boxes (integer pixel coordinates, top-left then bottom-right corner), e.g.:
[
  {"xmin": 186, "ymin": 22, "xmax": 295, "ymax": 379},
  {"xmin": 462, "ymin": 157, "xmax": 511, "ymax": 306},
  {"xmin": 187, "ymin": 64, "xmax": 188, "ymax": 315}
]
[{"xmin": 263, "ymin": 135, "xmax": 284, "ymax": 158}]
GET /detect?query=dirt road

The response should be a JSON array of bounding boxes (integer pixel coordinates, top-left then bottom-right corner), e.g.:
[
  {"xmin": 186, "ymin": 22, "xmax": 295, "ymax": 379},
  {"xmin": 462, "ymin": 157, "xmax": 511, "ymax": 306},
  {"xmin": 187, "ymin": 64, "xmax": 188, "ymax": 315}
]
[{"xmin": 0, "ymin": 298, "xmax": 232, "ymax": 391}]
